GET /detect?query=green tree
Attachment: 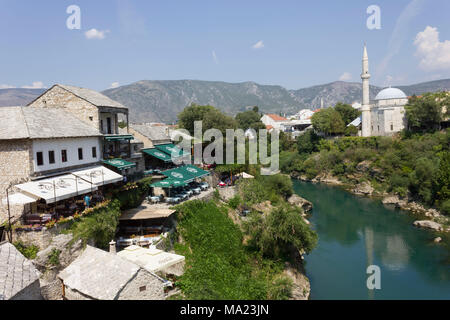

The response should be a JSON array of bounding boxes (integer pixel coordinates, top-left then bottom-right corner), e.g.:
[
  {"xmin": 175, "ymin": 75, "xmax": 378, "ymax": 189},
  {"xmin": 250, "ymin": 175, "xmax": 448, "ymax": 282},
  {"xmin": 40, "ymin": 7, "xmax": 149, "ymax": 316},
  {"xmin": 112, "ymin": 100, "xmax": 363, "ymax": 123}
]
[
  {"xmin": 178, "ymin": 104, "xmax": 237, "ymax": 136},
  {"xmin": 335, "ymin": 103, "xmax": 361, "ymax": 125},
  {"xmin": 405, "ymin": 94, "xmax": 443, "ymax": 132},
  {"xmin": 297, "ymin": 130, "xmax": 321, "ymax": 154},
  {"xmin": 311, "ymin": 108, "xmax": 345, "ymax": 135},
  {"xmin": 244, "ymin": 206, "xmax": 318, "ymax": 259},
  {"xmin": 235, "ymin": 109, "xmax": 264, "ymax": 131}
]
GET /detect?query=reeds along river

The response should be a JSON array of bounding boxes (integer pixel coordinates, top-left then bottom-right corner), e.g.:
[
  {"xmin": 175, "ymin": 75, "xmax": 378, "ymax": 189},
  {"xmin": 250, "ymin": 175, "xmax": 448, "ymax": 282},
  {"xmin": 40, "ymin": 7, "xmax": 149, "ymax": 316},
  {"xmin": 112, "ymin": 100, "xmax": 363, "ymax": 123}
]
[{"xmin": 293, "ymin": 180, "xmax": 450, "ymax": 300}]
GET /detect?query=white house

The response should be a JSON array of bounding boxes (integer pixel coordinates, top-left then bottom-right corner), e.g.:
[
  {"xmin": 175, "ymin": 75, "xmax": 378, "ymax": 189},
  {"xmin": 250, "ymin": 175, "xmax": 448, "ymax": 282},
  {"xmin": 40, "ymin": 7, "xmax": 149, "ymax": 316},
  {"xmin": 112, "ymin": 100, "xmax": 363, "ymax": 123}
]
[{"xmin": 260, "ymin": 114, "xmax": 288, "ymax": 131}]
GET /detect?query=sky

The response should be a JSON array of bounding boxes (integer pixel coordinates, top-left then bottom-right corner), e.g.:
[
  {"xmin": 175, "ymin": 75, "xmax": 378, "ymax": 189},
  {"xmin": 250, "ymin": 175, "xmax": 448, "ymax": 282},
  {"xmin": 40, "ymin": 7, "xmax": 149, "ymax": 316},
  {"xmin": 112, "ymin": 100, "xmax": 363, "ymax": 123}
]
[{"xmin": 0, "ymin": 0, "xmax": 449, "ymax": 91}]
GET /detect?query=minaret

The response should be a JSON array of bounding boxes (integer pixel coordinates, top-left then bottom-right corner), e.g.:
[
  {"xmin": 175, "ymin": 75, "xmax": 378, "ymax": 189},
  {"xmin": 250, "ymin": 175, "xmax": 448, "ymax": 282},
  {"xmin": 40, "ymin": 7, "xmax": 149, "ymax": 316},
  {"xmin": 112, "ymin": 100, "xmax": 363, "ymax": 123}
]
[{"xmin": 361, "ymin": 44, "xmax": 371, "ymax": 137}]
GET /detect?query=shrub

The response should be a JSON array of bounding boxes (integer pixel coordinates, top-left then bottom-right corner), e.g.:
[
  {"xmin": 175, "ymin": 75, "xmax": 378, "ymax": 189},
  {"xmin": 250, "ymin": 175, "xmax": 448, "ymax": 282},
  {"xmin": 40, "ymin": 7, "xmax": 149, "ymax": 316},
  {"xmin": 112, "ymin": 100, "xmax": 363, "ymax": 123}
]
[
  {"xmin": 243, "ymin": 206, "xmax": 318, "ymax": 260},
  {"xmin": 228, "ymin": 195, "xmax": 241, "ymax": 209},
  {"xmin": 68, "ymin": 200, "xmax": 121, "ymax": 249},
  {"xmin": 14, "ymin": 241, "xmax": 39, "ymax": 260},
  {"xmin": 48, "ymin": 249, "xmax": 61, "ymax": 266}
]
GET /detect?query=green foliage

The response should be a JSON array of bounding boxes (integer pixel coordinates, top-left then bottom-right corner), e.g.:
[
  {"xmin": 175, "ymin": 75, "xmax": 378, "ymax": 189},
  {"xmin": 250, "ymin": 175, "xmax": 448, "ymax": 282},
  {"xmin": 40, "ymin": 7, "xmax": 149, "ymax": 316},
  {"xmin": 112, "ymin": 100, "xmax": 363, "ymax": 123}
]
[
  {"xmin": 237, "ymin": 174, "xmax": 293, "ymax": 205},
  {"xmin": 13, "ymin": 241, "xmax": 39, "ymax": 260},
  {"xmin": 287, "ymin": 128, "xmax": 450, "ymax": 214},
  {"xmin": 297, "ymin": 130, "xmax": 321, "ymax": 155},
  {"xmin": 48, "ymin": 249, "xmax": 61, "ymax": 267},
  {"xmin": 243, "ymin": 206, "xmax": 318, "ymax": 259},
  {"xmin": 405, "ymin": 93, "xmax": 444, "ymax": 133},
  {"xmin": 228, "ymin": 195, "xmax": 241, "ymax": 209},
  {"xmin": 267, "ymin": 276, "xmax": 293, "ymax": 300},
  {"xmin": 345, "ymin": 125, "xmax": 359, "ymax": 136},
  {"xmin": 235, "ymin": 109, "xmax": 264, "ymax": 131},
  {"xmin": 311, "ymin": 107, "xmax": 345, "ymax": 135},
  {"xmin": 112, "ymin": 177, "xmax": 152, "ymax": 210},
  {"xmin": 335, "ymin": 102, "xmax": 361, "ymax": 125},
  {"xmin": 173, "ymin": 201, "xmax": 267, "ymax": 299},
  {"xmin": 118, "ymin": 121, "xmax": 127, "ymax": 129},
  {"xmin": 68, "ymin": 200, "xmax": 122, "ymax": 249},
  {"xmin": 178, "ymin": 104, "xmax": 237, "ymax": 136}
]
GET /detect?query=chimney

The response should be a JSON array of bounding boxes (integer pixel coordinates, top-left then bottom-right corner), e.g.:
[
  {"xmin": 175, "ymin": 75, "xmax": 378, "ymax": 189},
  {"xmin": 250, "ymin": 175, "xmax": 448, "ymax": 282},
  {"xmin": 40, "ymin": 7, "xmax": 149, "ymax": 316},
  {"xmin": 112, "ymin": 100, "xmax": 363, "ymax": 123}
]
[{"xmin": 109, "ymin": 240, "xmax": 116, "ymax": 254}]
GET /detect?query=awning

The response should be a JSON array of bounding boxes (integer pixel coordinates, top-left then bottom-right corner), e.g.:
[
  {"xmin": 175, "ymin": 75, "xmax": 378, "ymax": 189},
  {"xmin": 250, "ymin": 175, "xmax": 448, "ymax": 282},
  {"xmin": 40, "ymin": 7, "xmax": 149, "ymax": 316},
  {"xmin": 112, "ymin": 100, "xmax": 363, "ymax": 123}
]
[
  {"xmin": 71, "ymin": 166, "xmax": 123, "ymax": 186},
  {"xmin": 155, "ymin": 144, "xmax": 191, "ymax": 159},
  {"xmin": 102, "ymin": 159, "xmax": 136, "ymax": 170},
  {"xmin": 15, "ymin": 174, "xmax": 97, "ymax": 204},
  {"xmin": 162, "ymin": 167, "xmax": 195, "ymax": 183},
  {"xmin": 183, "ymin": 164, "xmax": 210, "ymax": 179},
  {"xmin": 151, "ymin": 178, "xmax": 187, "ymax": 188},
  {"xmin": 2, "ymin": 192, "xmax": 38, "ymax": 205},
  {"xmin": 162, "ymin": 165, "xmax": 209, "ymax": 182},
  {"xmin": 104, "ymin": 135, "xmax": 134, "ymax": 142},
  {"xmin": 142, "ymin": 148, "xmax": 172, "ymax": 163}
]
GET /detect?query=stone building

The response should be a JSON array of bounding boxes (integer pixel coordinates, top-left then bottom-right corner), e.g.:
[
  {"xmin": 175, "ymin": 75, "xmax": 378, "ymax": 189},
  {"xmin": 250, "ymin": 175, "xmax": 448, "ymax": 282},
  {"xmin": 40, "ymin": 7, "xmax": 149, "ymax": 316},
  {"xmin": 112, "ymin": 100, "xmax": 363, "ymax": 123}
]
[
  {"xmin": 129, "ymin": 124, "xmax": 171, "ymax": 149},
  {"xmin": 27, "ymin": 84, "xmax": 142, "ymax": 174},
  {"xmin": 58, "ymin": 246, "xmax": 167, "ymax": 300},
  {"xmin": 360, "ymin": 45, "xmax": 408, "ymax": 137},
  {"xmin": 0, "ymin": 107, "xmax": 102, "ymax": 223},
  {"xmin": 0, "ymin": 241, "xmax": 42, "ymax": 300}
]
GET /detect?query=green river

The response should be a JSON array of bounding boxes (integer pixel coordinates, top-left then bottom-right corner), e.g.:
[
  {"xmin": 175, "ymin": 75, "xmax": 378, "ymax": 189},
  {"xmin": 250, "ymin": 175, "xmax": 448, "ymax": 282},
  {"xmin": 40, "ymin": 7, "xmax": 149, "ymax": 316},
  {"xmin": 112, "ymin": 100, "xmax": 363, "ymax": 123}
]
[{"xmin": 293, "ymin": 180, "xmax": 450, "ymax": 300}]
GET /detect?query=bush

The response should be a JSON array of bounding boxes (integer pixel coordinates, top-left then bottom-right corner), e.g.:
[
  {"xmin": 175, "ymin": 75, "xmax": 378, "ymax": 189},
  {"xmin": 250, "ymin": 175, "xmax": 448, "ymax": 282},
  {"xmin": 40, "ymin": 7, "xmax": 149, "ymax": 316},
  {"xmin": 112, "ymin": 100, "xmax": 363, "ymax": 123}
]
[
  {"xmin": 112, "ymin": 177, "xmax": 152, "ymax": 210},
  {"xmin": 48, "ymin": 249, "xmax": 61, "ymax": 266},
  {"xmin": 228, "ymin": 195, "xmax": 241, "ymax": 209},
  {"xmin": 243, "ymin": 206, "xmax": 318, "ymax": 260},
  {"xmin": 68, "ymin": 200, "xmax": 121, "ymax": 249},
  {"xmin": 13, "ymin": 241, "xmax": 39, "ymax": 260},
  {"xmin": 174, "ymin": 200, "xmax": 267, "ymax": 299}
]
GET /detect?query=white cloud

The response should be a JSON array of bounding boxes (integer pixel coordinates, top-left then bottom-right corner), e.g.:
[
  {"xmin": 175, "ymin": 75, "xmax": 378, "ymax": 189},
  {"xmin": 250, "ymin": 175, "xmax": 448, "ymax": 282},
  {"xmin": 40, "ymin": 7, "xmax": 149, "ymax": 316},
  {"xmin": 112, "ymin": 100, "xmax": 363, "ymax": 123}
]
[
  {"xmin": 414, "ymin": 26, "xmax": 450, "ymax": 71},
  {"xmin": 0, "ymin": 84, "xmax": 15, "ymax": 89},
  {"xmin": 252, "ymin": 40, "xmax": 264, "ymax": 49},
  {"xmin": 110, "ymin": 82, "xmax": 120, "ymax": 89},
  {"xmin": 22, "ymin": 81, "xmax": 45, "ymax": 89},
  {"xmin": 339, "ymin": 72, "xmax": 352, "ymax": 81},
  {"xmin": 212, "ymin": 50, "xmax": 219, "ymax": 64},
  {"xmin": 85, "ymin": 28, "xmax": 109, "ymax": 40}
]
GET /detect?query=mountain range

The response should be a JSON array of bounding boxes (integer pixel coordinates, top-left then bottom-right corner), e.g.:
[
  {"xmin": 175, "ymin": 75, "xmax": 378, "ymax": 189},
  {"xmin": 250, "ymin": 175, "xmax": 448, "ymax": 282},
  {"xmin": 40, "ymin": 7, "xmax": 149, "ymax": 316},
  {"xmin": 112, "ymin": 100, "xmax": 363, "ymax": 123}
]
[{"xmin": 1, "ymin": 79, "xmax": 449, "ymax": 123}]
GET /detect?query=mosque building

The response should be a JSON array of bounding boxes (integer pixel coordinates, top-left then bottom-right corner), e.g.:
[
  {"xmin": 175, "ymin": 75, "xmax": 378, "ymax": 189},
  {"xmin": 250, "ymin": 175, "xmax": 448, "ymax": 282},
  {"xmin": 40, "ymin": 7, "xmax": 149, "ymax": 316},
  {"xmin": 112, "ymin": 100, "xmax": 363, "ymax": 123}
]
[{"xmin": 360, "ymin": 44, "xmax": 408, "ymax": 137}]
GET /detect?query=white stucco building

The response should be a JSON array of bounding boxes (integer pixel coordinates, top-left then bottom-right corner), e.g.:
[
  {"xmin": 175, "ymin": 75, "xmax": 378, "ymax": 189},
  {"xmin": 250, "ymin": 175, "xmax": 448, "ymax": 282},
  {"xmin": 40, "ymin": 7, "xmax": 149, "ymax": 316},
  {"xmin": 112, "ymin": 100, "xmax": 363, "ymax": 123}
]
[{"xmin": 360, "ymin": 45, "xmax": 408, "ymax": 137}]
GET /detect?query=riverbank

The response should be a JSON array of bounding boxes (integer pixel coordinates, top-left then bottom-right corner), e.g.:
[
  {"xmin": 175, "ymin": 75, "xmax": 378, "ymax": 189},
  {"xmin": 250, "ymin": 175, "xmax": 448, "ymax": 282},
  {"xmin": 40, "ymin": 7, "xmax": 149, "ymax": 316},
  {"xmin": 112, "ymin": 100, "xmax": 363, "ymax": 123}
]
[
  {"xmin": 293, "ymin": 180, "xmax": 450, "ymax": 300},
  {"xmin": 290, "ymin": 172, "xmax": 450, "ymax": 234}
]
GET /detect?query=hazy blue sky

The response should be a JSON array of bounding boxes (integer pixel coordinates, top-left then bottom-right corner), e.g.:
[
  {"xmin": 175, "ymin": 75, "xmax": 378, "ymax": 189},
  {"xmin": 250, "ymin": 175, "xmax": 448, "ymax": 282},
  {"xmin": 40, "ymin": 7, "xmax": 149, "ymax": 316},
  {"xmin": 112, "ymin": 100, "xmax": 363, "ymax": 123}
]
[{"xmin": 0, "ymin": 0, "xmax": 449, "ymax": 91}]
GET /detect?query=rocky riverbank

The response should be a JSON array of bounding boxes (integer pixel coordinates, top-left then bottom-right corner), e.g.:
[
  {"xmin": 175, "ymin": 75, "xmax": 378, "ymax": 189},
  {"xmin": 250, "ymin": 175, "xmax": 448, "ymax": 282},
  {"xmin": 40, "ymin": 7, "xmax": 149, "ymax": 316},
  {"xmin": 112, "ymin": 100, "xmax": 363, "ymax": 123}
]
[
  {"xmin": 291, "ymin": 172, "xmax": 450, "ymax": 234},
  {"xmin": 218, "ymin": 185, "xmax": 313, "ymax": 300}
]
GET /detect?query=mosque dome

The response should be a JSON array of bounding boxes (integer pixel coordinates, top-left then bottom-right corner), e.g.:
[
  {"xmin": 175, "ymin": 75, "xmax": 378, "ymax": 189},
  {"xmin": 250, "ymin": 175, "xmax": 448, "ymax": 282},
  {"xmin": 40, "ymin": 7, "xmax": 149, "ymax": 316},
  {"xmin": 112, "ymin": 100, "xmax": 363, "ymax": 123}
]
[{"xmin": 375, "ymin": 87, "xmax": 407, "ymax": 101}]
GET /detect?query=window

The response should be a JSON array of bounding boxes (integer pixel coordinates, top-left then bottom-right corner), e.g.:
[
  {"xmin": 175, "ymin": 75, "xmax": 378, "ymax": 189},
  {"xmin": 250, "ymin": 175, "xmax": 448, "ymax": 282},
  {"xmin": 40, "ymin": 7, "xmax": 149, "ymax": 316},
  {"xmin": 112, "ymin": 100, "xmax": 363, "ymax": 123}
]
[
  {"xmin": 100, "ymin": 120, "xmax": 104, "ymax": 132},
  {"xmin": 36, "ymin": 152, "xmax": 44, "ymax": 166},
  {"xmin": 92, "ymin": 147, "xmax": 97, "ymax": 158},
  {"xmin": 89, "ymin": 116, "xmax": 94, "ymax": 121},
  {"xmin": 61, "ymin": 150, "xmax": 68, "ymax": 163},
  {"xmin": 391, "ymin": 124, "xmax": 394, "ymax": 131},
  {"xmin": 48, "ymin": 151, "xmax": 55, "ymax": 164},
  {"xmin": 78, "ymin": 148, "xmax": 83, "ymax": 160}
]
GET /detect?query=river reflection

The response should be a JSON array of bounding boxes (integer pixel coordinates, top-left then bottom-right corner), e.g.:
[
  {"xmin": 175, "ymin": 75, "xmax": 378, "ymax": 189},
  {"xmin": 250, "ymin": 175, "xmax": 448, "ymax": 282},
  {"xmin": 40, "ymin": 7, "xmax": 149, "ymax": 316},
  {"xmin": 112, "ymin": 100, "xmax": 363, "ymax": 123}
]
[{"xmin": 293, "ymin": 180, "xmax": 450, "ymax": 300}]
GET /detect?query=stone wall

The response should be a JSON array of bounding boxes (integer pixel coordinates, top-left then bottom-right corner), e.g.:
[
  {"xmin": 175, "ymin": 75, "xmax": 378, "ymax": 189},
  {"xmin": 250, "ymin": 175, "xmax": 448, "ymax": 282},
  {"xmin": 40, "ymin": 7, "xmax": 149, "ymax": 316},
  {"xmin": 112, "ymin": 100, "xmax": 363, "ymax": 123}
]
[
  {"xmin": 118, "ymin": 269, "xmax": 166, "ymax": 300},
  {"xmin": 0, "ymin": 139, "xmax": 33, "ymax": 223},
  {"xmin": 28, "ymin": 85, "xmax": 100, "ymax": 131}
]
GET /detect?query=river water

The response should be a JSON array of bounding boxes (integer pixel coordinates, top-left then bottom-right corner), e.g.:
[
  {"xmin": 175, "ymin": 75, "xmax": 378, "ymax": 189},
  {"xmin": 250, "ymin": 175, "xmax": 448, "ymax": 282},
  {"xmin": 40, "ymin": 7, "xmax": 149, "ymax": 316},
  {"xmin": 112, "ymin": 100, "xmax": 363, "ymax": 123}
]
[{"xmin": 293, "ymin": 180, "xmax": 450, "ymax": 300}]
